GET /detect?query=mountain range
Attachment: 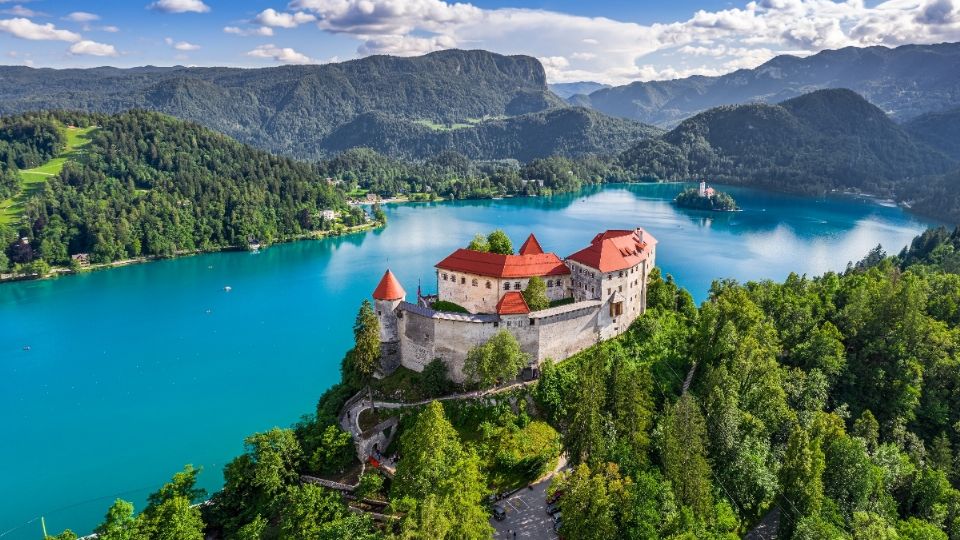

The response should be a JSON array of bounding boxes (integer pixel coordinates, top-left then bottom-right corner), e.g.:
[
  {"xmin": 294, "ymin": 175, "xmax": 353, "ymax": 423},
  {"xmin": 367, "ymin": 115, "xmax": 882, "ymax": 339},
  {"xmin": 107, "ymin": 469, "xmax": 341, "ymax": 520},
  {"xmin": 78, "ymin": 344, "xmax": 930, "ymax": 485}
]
[
  {"xmin": 548, "ymin": 81, "xmax": 611, "ymax": 99},
  {"xmin": 0, "ymin": 50, "xmax": 657, "ymax": 161},
  {"xmin": 572, "ymin": 42, "xmax": 960, "ymax": 127}
]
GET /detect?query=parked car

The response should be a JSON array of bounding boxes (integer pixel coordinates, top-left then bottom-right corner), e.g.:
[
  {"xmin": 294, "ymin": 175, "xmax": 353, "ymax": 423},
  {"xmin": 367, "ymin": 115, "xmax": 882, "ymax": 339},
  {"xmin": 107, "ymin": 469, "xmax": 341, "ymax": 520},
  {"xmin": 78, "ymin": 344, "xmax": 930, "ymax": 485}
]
[
  {"xmin": 492, "ymin": 504, "xmax": 507, "ymax": 521},
  {"xmin": 546, "ymin": 490, "xmax": 563, "ymax": 504},
  {"xmin": 546, "ymin": 502, "xmax": 560, "ymax": 515}
]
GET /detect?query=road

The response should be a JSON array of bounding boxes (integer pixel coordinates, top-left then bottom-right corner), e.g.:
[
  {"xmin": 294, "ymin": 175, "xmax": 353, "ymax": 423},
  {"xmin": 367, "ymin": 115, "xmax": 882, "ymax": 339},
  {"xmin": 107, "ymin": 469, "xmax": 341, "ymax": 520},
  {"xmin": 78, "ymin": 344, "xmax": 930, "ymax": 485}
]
[{"xmin": 491, "ymin": 477, "xmax": 557, "ymax": 539}]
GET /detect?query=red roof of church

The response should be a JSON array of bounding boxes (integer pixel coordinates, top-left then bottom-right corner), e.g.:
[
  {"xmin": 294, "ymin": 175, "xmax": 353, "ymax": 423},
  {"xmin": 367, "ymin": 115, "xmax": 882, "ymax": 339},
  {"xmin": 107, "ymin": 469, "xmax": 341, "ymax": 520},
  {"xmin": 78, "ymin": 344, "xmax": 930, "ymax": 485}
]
[
  {"xmin": 436, "ymin": 248, "xmax": 570, "ymax": 279},
  {"xmin": 372, "ymin": 269, "xmax": 406, "ymax": 300},
  {"xmin": 566, "ymin": 229, "xmax": 657, "ymax": 273},
  {"xmin": 518, "ymin": 234, "xmax": 545, "ymax": 255},
  {"xmin": 496, "ymin": 291, "xmax": 530, "ymax": 315}
]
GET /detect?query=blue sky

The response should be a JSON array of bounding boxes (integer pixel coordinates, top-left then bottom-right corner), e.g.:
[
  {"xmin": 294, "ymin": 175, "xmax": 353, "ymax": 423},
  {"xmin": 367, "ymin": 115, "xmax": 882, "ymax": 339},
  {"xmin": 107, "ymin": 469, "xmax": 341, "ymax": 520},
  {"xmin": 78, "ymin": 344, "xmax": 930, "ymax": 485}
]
[{"xmin": 1, "ymin": 0, "xmax": 958, "ymax": 83}]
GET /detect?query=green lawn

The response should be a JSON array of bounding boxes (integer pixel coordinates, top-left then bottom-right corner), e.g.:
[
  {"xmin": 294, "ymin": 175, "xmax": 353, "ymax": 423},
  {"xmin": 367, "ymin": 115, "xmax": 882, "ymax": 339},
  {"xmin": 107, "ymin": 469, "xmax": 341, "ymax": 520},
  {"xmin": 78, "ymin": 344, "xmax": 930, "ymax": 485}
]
[{"xmin": 0, "ymin": 125, "xmax": 96, "ymax": 225}]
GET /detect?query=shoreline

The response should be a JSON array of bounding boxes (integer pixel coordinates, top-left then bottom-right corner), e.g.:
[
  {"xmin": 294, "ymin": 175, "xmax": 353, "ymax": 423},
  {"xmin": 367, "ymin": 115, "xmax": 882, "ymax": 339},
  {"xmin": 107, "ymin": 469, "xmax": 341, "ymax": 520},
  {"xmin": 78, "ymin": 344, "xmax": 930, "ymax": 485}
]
[{"xmin": 0, "ymin": 221, "xmax": 382, "ymax": 285}]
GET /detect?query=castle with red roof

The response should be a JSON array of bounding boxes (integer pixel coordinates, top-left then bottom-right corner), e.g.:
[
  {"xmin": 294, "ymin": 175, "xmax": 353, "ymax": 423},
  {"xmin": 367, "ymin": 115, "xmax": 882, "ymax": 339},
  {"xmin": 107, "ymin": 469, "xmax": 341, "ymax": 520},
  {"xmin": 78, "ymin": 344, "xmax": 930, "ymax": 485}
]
[{"xmin": 372, "ymin": 227, "xmax": 657, "ymax": 382}]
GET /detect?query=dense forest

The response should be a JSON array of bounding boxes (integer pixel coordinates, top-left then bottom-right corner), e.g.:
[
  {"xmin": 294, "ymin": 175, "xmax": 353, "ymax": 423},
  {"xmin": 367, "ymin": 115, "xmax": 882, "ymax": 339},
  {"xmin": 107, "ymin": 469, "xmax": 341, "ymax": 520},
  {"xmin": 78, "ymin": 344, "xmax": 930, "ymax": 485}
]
[
  {"xmin": 0, "ymin": 50, "xmax": 662, "ymax": 161},
  {"xmin": 42, "ymin": 226, "xmax": 960, "ymax": 540},
  {"xmin": 0, "ymin": 111, "xmax": 356, "ymax": 275}
]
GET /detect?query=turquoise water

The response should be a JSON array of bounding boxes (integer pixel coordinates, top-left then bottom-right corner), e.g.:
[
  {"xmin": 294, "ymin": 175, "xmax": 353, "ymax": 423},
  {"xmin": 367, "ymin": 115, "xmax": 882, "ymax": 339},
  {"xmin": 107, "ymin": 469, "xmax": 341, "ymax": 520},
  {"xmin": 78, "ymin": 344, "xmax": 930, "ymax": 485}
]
[{"xmin": 0, "ymin": 183, "xmax": 940, "ymax": 538}]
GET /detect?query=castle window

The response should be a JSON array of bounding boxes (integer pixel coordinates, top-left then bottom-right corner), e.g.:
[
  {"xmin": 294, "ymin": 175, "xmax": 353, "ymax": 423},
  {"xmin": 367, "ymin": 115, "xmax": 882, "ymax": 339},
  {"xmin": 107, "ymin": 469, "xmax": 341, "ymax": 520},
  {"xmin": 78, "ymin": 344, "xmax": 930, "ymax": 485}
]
[
  {"xmin": 619, "ymin": 271, "xmax": 623, "ymax": 277},
  {"xmin": 486, "ymin": 281, "xmax": 491, "ymax": 289},
  {"xmin": 442, "ymin": 273, "xmax": 448, "ymax": 280},
  {"xmin": 461, "ymin": 277, "xmax": 466, "ymax": 284},
  {"xmin": 377, "ymin": 310, "xmax": 382, "ymax": 316},
  {"xmin": 619, "ymin": 285, "xmax": 622, "ymax": 292},
  {"xmin": 472, "ymin": 278, "xmax": 478, "ymax": 287},
  {"xmin": 513, "ymin": 282, "xmax": 520, "ymax": 290},
  {"xmin": 607, "ymin": 288, "xmax": 611, "ymax": 295},
  {"xmin": 529, "ymin": 318, "xmax": 535, "ymax": 326},
  {"xmin": 610, "ymin": 301, "xmax": 624, "ymax": 317},
  {"xmin": 504, "ymin": 283, "xmax": 511, "ymax": 291}
]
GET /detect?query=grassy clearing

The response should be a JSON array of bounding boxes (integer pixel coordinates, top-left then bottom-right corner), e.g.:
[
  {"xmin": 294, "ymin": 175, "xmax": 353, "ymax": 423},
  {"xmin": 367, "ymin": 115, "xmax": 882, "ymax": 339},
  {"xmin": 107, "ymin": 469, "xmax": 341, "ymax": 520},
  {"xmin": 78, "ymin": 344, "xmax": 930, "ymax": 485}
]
[
  {"xmin": 0, "ymin": 125, "xmax": 95, "ymax": 225},
  {"xmin": 413, "ymin": 119, "xmax": 474, "ymax": 131}
]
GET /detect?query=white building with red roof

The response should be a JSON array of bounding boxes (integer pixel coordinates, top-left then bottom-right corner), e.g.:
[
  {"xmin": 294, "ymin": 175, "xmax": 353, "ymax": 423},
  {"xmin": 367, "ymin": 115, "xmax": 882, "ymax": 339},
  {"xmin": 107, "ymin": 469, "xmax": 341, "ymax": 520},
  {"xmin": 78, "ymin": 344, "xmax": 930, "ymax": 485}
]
[{"xmin": 372, "ymin": 227, "xmax": 657, "ymax": 382}]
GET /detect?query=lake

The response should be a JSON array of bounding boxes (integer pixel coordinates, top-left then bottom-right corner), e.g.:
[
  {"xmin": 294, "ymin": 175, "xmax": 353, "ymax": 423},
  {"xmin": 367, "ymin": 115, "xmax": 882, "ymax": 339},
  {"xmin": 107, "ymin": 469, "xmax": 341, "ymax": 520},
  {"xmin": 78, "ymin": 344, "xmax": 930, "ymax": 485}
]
[{"xmin": 0, "ymin": 183, "xmax": 940, "ymax": 538}]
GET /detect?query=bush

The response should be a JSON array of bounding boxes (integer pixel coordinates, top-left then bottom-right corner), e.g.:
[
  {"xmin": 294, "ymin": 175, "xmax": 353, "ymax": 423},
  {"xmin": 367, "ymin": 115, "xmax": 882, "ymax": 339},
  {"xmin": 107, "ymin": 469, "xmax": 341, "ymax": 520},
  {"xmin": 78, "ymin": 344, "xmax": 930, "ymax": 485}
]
[{"xmin": 420, "ymin": 359, "xmax": 452, "ymax": 397}]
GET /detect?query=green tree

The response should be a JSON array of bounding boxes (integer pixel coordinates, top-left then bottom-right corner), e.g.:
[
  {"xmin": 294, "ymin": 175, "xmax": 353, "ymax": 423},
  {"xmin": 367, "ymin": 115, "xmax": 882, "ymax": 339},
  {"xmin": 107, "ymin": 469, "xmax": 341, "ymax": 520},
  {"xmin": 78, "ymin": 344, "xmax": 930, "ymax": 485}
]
[
  {"xmin": 392, "ymin": 401, "xmax": 491, "ymax": 539},
  {"xmin": 307, "ymin": 425, "xmax": 354, "ymax": 474},
  {"xmin": 277, "ymin": 484, "xmax": 348, "ymax": 539},
  {"xmin": 661, "ymin": 393, "xmax": 714, "ymax": 515},
  {"xmin": 94, "ymin": 499, "xmax": 137, "ymax": 540},
  {"xmin": 486, "ymin": 229, "xmax": 513, "ymax": 255},
  {"xmin": 522, "ymin": 276, "xmax": 550, "ymax": 311},
  {"xmin": 139, "ymin": 496, "xmax": 204, "ymax": 540},
  {"xmin": 608, "ymin": 349, "xmax": 654, "ymax": 471},
  {"xmin": 778, "ymin": 426, "xmax": 825, "ymax": 538},
  {"xmin": 356, "ymin": 470, "xmax": 384, "ymax": 500},
  {"xmin": 234, "ymin": 515, "xmax": 267, "ymax": 540},
  {"xmin": 420, "ymin": 358, "xmax": 451, "ymax": 397},
  {"xmin": 564, "ymin": 346, "xmax": 609, "ymax": 465},
  {"xmin": 463, "ymin": 330, "xmax": 528, "ymax": 388},
  {"xmin": 853, "ymin": 409, "xmax": 880, "ymax": 453},
  {"xmin": 466, "ymin": 233, "xmax": 489, "ymax": 252},
  {"xmin": 353, "ymin": 300, "xmax": 381, "ymax": 410},
  {"xmin": 554, "ymin": 463, "xmax": 629, "ymax": 540}
]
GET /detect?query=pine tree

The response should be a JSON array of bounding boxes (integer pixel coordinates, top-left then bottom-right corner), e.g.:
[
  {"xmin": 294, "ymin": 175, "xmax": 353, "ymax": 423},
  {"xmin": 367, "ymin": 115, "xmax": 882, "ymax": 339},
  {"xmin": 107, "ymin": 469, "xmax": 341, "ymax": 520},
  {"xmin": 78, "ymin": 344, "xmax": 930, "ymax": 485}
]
[
  {"xmin": 564, "ymin": 346, "xmax": 609, "ymax": 465},
  {"xmin": 661, "ymin": 393, "xmax": 714, "ymax": 515},
  {"xmin": 523, "ymin": 276, "xmax": 550, "ymax": 311},
  {"xmin": 353, "ymin": 300, "xmax": 381, "ymax": 410},
  {"xmin": 778, "ymin": 426, "xmax": 825, "ymax": 538}
]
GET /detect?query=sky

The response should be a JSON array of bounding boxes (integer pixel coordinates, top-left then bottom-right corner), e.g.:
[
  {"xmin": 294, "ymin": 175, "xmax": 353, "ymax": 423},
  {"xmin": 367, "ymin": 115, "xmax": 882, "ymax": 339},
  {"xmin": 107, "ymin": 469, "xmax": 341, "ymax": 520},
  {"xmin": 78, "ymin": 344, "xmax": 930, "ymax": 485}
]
[{"xmin": 1, "ymin": 0, "xmax": 959, "ymax": 84}]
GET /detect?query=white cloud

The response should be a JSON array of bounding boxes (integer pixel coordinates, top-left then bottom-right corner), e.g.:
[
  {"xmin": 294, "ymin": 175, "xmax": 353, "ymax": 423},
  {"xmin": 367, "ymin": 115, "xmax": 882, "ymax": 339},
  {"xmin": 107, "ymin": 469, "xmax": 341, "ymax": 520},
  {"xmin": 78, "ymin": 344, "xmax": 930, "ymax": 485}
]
[
  {"xmin": 3, "ymin": 5, "xmax": 42, "ymax": 17},
  {"xmin": 253, "ymin": 8, "xmax": 315, "ymax": 28},
  {"xmin": 69, "ymin": 39, "xmax": 118, "ymax": 56},
  {"xmin": 246, "ymin": 44, "xmax": 313, "ymax": 64},
  {"xmin": 224, "ymin": 25, "xmax": 273, "ymax": 36},
  {"xmin": 100, "ymin": 25, "xmax": 119, "ymax": 32},
  {"xmin": 286, "ymin": 0, "xmax": 960, "ymax": 84},
  {"xmin": 66, "ymin": 11, "xmax": 99, "ymax": 22},
  {"xmin": 147, "ymin": 0, "xmax": 209, "ymax": 14},
  {"xmin": 0, "ymin": 17, "xmax": 80, "ymax": 41},
  {"xmin": 165, "ymin": 37, "xmax": 200, "ymax": 50}
]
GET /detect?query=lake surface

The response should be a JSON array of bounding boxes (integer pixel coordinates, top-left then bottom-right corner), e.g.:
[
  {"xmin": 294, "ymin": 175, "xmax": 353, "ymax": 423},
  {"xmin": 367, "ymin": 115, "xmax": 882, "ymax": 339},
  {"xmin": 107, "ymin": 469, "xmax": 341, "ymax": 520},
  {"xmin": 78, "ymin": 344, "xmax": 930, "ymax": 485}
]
[{"xmin": 0, "ymin": 183, "xmax": 940, "ymax": 538}]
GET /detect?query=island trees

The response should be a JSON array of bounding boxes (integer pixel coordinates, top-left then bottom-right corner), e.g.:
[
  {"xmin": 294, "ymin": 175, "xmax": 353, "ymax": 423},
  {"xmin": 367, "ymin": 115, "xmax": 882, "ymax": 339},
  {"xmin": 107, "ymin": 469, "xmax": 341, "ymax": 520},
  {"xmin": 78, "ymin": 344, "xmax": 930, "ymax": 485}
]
[{"xmin": 463, "ymin": 330, "xmax": 528, "ymax": 388}]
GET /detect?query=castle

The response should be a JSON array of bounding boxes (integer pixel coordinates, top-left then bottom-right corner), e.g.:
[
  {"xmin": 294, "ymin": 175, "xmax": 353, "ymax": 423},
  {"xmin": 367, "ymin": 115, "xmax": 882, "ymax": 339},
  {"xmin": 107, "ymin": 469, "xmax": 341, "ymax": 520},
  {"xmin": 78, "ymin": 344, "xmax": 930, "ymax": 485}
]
[{"xmin": 372, "ymin": 227, "xmax": 657, "ymax": 382}]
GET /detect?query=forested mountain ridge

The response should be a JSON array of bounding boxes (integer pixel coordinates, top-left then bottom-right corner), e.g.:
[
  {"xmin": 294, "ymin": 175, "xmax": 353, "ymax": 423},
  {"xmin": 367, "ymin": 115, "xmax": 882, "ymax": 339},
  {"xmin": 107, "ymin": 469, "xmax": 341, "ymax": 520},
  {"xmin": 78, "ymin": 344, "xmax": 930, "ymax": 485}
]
[
  {"xmin": 0, "ymin": 50, "xmax": 660, "ymax": 161},
  {"xmin": 320, "ymin": 107, "xmax": 661, "ymax": 161},
  {"xmin": 618, "ymin": 89, "xmax": 958, "ymax": 213},
  {"xmin": 576, "ymin": 42, "xmax": 960, "ymax": 127},
  {"xmin": 548, "ymin": 81, "xmax": 611, "ymax": 99}
]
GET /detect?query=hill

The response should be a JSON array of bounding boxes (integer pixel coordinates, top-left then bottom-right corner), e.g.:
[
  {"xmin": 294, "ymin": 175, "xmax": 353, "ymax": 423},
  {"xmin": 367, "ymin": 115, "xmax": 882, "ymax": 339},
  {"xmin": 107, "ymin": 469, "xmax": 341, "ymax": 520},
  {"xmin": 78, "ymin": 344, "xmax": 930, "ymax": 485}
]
[
  {"xmin": 618, "ymin": 89, "xmax": 957, "ymax": 211},
  {"xmin": 904, "ymin": 106, "xmax": 960, "ymax": 161},
  {"xmin": 576, "ymin": 42, "xmax": 960, "ymax": 127},
  {"xmin": 548, "ymin": 81, "xmax": 611, "ymax": 99},
  {"xmin": 321, "ymin": 107, "xmax": 661, "ymax": 162},
  {"xmin": 0, "ymin": 50, "xmax": 657, "ymax": 161},
  {"xmin": 0, "ymin": 111, "xmax": 356, "ymax": 274}
]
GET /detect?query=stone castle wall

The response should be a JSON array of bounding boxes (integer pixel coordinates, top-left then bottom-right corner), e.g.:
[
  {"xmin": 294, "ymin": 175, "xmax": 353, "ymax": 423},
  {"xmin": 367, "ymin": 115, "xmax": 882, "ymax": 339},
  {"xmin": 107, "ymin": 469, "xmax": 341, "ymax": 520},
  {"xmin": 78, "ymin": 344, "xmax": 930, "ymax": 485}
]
[{"xmin": 394, "ymin": 299, "xmax": 629, "ymax": 382}]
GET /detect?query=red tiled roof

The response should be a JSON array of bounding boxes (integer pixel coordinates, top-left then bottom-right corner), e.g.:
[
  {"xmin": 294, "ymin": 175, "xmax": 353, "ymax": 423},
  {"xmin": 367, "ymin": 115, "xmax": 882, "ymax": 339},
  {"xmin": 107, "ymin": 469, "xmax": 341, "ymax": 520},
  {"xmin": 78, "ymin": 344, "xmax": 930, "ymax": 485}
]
[
  {"xmin": 566, "ymin": 228, "xmax": 657, "ymax": 273},
  {"xmin": 518, "ymin": 234, "xmax": 545, "ymax": 255},
  {"xmin": 373, "ymin": 269, "xmax": 406, "ymax": 300},
  {"xmin": 496, "ymin": 291, "xmax": 530, "ymax": 315},
  {"xmin": 436, "ymin": 248, "xmax": 570, "ymax": 279}
]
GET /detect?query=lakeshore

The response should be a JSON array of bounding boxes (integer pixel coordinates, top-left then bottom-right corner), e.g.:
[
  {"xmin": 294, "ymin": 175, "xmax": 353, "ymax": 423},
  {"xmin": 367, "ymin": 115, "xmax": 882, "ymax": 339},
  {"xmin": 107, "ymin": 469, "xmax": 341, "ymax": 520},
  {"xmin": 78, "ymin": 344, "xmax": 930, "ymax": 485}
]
[{"xmin": 0, "ymin": 182, "xmax": 939, "ymax": 539}]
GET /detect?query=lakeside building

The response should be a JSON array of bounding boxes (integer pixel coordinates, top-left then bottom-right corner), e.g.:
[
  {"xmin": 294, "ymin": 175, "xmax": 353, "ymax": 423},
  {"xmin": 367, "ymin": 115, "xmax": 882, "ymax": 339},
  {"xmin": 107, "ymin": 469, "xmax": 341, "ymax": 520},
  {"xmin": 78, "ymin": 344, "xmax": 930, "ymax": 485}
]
[
  {"xmin": 372, "ymin": 227, "xmax": 657, "ymax": 382},
  {"xmin": 698, "ymin": 181, "xmax": 717, "ymax": 198}
]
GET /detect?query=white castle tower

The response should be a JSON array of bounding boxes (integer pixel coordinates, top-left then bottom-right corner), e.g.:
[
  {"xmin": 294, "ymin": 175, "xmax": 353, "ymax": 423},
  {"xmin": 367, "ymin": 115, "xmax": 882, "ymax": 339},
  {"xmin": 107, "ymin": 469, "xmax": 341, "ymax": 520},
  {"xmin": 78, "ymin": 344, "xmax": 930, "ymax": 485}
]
[{"xmin": 372, "ymin": 269, "xmax": 405, "ymax": 373}]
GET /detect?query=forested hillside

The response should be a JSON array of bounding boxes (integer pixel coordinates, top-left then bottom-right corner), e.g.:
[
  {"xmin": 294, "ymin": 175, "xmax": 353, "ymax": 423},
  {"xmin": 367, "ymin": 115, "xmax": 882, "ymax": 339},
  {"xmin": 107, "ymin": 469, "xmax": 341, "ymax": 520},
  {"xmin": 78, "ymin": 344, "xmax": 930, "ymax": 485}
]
[
  {"xmin": 618, "ymin": 89, "xmax": 959, "ymax": 220},
  {"xmin": 44, "ymin": 227, "xmax": 960, "ymax": 540},
  {"xmin": 321, "ymin": 107, "xmax": 660, "ymax": 161},
  {"xmin": 0, "ymin": 111, "xmax": 355, "ymax": 274},
  {"xmin": 576, "ymin": 42, "xmax": 960, "ymax": 126},
  {"xmin": 905, "ymin": 107, "xmax": 960, "ymax": 161},
  {"xmin": 0, "ymin": 50, "xmax": 658, "ymax": 161}
]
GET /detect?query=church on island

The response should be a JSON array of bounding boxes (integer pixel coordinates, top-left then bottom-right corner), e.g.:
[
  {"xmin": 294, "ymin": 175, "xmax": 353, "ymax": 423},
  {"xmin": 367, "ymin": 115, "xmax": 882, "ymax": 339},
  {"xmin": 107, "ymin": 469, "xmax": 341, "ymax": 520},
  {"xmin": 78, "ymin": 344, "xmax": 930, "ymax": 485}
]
[{"xmin": 372, "ymin": 227, "xmax": 657, "ymax": 382}]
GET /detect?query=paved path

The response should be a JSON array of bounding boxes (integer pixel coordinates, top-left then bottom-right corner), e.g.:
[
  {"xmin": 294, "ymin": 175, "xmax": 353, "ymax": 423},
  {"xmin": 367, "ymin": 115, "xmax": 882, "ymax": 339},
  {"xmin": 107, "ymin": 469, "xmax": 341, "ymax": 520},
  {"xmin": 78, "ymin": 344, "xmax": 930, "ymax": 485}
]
[{"xmin": 491, "ymin": 456, "xmax": 568, "ymax": 539}]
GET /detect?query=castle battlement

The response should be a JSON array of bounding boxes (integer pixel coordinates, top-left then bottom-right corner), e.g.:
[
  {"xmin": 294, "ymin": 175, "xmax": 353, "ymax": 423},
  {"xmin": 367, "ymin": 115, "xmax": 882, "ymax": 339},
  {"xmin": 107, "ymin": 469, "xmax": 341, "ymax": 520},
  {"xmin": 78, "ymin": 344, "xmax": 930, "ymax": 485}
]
[{"xmin": 373, "ymin": 227, "xmax": 657, "ymax": 382}]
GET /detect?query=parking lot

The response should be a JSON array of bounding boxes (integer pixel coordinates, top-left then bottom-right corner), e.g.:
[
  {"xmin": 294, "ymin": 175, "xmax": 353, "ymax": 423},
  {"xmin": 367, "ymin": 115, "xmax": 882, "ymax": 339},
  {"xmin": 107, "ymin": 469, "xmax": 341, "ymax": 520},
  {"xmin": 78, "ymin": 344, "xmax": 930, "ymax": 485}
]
[{"xmin": 491, "ymin": 478, "xmax": 558, "ymax": 539}]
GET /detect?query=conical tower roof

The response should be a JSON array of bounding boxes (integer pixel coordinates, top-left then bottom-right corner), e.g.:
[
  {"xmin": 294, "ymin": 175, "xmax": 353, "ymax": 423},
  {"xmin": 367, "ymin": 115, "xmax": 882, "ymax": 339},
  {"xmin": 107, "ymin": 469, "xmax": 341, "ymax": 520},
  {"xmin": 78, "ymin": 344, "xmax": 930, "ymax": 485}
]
[
  {"xmin": 373, "ymin": 269, "xmax": 406, "ymax": 301},
  {"xmin": 518, "ymin": 233, "xmax": 544, "ymax": 255}
]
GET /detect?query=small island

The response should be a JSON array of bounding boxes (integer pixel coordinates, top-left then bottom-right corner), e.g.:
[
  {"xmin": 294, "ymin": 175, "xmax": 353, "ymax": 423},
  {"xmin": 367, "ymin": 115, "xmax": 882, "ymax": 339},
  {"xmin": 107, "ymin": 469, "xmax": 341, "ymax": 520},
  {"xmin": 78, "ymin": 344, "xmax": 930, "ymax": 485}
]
[{"xmin": 675, "ymin": 181, "xmax": 738, "ymax": 211}]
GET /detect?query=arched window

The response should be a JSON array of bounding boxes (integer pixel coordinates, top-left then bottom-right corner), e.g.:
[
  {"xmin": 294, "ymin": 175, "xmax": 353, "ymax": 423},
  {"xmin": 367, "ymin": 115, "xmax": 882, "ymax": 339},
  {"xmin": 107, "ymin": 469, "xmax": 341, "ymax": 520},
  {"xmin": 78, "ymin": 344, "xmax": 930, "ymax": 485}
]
[
  {"xmin": 472, "ymin": 278, "xmax": 478, "ymax": 287},
  {"xmin": 514, "ymin": 282, "xmax": 521, "ymax": 290},
  {"xmin": 486, "ymin": 281, "xmax": 492, "ymax": 289},
  {"xmin": 503, "ymin": 283, "xmax": 510, "ymax": 291}
]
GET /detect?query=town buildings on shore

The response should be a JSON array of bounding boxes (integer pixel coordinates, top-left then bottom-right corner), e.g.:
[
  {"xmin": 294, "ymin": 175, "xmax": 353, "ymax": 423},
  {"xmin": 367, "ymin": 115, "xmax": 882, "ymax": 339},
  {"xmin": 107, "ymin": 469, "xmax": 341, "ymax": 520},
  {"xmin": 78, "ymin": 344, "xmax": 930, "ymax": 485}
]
[{"xmin": 372, "ymin": 227, "xmax": 657, "ymax": 382}]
